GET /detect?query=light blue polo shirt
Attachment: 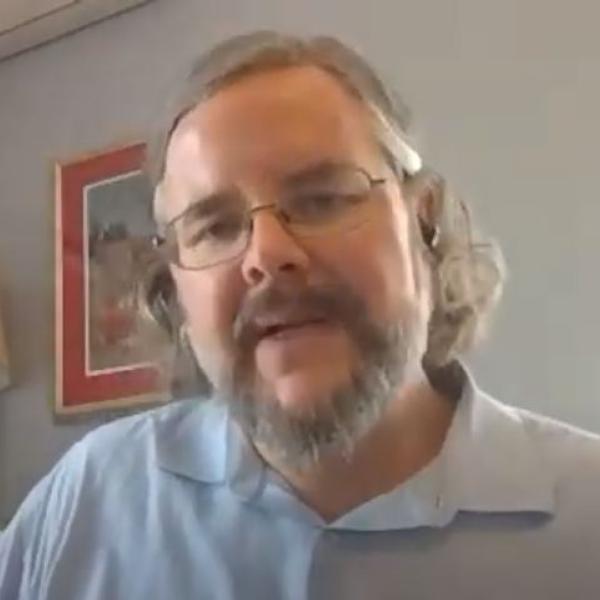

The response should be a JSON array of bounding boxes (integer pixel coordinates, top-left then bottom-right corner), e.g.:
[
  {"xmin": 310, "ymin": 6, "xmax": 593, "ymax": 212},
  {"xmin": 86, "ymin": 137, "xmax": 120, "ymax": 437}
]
[{"xmin": 2, "ymin": 371, "xmax": 600, "ymax": 599}]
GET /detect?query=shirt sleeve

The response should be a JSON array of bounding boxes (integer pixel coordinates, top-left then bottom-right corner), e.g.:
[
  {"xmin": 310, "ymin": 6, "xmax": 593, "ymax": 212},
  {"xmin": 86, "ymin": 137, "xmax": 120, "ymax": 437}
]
[
  {"xmin": 0, "ymin": 444, "xmax": 86, "ymax": 600},
  {"xmin": 0, "ymin": 512, "xmax": 26, "ymax": 599}
]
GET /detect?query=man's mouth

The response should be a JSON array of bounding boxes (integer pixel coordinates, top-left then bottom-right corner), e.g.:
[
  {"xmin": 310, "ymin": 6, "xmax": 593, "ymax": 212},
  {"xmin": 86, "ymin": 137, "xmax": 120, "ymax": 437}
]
[{"xmin": 257, "ymin": 318, "xmax": 331, "ymax": 341}]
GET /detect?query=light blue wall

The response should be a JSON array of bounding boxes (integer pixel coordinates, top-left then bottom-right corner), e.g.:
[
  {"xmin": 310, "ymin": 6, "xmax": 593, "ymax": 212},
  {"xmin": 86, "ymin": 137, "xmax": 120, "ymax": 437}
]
[{"xmin": 1, "ymin": 0, "xmax": 600, "ymax": 524}]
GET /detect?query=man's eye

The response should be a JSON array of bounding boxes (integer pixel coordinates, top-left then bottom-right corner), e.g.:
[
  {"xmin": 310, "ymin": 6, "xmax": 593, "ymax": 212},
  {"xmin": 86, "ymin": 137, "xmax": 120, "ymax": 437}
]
[
  {"xmin": 308, "ymin": 193, "xmax": 341, "ymax": 207},
  {"xmin": 186, "ymin": 217, "xmax": 242, "ymax": 246},
  {"xmin": 292, "ymin": 192, "xmax": 360, "ymax": 218}
]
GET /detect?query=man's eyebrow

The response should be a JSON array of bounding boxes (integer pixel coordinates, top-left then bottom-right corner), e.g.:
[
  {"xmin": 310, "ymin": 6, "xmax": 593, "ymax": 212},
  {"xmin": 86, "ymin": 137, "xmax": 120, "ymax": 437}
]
[
  {"xmin": 282, "ymin": 160, "xmax": 348, "ymax": 185},
  {"xmin": 178, "ymin": 190, "xmax": 240, "ymax": 224},
  {"xmin": 172, "ymin": 163, "xmax": 347, "ymax": 225}
]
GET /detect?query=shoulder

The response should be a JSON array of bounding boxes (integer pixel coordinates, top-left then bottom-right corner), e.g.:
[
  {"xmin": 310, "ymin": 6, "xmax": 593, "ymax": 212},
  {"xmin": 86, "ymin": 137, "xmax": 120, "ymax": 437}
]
[
  {"xmin": 512, "ymin": 405, "xmax": 600, "ymax": 510},
  {"xmin": 0, "ymin": 398, "xmax": 219, "ymax": 591},
  {"xmin": 472, "ymin": 384, "xmax": 600, "ymax": 472},
  {"xmin": 71, "ymin": 401, "xmax": 178, "ymax": 469},
  {"xmin": 74, "ymin": 397, "xmax": 208, "ymax": 460},
  {"xmin": 59, "ymin": 397, "xmax": 228, "ymax": 492},
  {"xmin": 515, "ymin": 406, "xmax": 600, "ymax": 467},
  {"xmin": 4, "ymin": 397, "xmax": 217, "ymax": 530}
]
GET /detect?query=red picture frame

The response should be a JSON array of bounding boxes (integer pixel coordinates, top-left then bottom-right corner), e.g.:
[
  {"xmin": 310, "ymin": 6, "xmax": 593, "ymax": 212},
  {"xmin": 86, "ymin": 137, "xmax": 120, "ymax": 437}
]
[{"xmin": 55, "ymin": 143, "xmax": 169, "ymax": 415}]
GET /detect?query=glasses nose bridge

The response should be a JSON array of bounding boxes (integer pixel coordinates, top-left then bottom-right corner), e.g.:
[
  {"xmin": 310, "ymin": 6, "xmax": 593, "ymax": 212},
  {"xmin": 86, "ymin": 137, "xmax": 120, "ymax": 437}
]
[{"xmin": 246, "ymin": 202, "xmax": 288, "ymax": 231}]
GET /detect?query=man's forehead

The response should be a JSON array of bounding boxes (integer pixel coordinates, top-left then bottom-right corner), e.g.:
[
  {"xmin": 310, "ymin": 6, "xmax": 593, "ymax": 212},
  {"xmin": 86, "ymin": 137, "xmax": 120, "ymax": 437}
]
[
  {"xmin": 178, "ymin": 65, "xmax": 368, "ymax": 131},
  {"xmin": 163, "ymin": 65, "xmax": 377, "ymax": 186}
]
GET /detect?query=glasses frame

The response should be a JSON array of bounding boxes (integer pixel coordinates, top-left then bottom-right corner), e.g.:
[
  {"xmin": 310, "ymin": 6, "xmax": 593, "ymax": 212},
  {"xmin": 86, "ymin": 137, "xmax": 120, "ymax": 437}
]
[{"xmin": 153, "ymin": 164, "xmax": 386, "ymax": 271}]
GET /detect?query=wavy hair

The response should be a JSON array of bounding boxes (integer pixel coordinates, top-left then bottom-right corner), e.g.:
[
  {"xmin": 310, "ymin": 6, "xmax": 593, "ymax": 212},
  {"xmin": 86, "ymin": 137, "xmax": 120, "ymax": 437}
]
[{"xmin": 143, "ymin": 31, "xmax": 505, "ymax": 375}]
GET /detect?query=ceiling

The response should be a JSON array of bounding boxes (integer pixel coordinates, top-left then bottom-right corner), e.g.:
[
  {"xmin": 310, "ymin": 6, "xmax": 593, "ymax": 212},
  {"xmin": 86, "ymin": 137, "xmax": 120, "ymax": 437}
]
[
  {"xmin": 0, "ymin": 0, "xmax": 79, "ymax": 35},
  {"xmin": 0, "ymin": 0, "xmax": 150, "ymax": 61}
]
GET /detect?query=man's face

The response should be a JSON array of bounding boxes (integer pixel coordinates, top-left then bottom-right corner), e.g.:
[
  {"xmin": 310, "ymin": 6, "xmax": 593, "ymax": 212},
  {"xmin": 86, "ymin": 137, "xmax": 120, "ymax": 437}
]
[{"xmin": 161, "ymin": 66, "xmax": 431, "ymax": 464}]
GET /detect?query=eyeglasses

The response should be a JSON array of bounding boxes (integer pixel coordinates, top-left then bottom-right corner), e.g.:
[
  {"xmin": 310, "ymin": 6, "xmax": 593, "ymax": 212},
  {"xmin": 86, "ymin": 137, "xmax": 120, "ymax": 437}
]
[{"xmin": 154, "ymin": 164, "xmax": 386, "ymax": 270}]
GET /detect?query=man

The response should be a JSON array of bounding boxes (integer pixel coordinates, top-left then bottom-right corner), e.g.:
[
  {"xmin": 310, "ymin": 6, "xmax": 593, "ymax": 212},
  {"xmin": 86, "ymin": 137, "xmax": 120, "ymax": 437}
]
[{"xmin": 2, "ymin": 31, "xmax": 599, "ymax": 599}]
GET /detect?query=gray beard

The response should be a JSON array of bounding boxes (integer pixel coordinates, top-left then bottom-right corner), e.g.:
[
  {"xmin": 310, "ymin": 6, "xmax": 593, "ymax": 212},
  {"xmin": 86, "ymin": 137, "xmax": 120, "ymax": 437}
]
[{"xmin": 218, "ymin": 282, "xmax": 421, "ymax": 471}]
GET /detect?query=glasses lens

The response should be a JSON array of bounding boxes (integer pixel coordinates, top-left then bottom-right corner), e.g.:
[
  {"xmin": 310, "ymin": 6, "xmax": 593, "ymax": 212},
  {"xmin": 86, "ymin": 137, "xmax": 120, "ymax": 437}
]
[
  {"xmin": 169, "ymin": 207, "xmax": 248, "ymax": 269},
  {"xmin": 164, "ymin": 166, "xmax": 381, "ymax": 269},
  {"xmin": 282, "ymin": 166, "xmax": 375, "ymax": 235}
]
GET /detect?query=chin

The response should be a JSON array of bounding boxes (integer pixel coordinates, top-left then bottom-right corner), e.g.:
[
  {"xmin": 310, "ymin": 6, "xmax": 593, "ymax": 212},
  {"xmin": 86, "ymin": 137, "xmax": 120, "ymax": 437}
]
[{"xmin": 267, "ymin": 369, "xmax": 350, "ymax": 417}]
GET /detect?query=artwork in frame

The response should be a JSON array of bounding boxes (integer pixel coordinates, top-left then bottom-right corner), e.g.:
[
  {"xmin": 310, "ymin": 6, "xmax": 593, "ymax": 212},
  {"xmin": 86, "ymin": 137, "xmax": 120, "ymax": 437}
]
[{"xmin": 55, "ymin": 142, "xmax": 170, "ymax": 416}]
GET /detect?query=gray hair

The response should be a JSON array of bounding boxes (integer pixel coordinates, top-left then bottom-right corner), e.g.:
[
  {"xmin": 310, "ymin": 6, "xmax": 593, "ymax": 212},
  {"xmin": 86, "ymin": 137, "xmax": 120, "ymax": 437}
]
[{"xmin": 145, "ymin": 30, "xmax": 505, "ymax": 368}]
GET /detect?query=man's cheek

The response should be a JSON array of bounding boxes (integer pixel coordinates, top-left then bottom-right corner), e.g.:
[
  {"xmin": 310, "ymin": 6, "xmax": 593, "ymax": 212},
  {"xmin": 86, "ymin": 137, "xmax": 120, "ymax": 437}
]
[
  {"xmin": 175, "ymin": 272, "xmax": 217, "ymax": 324},
  {"xmin": 182, "ymin": 289, "xmax": 239, "ymax": 369}
]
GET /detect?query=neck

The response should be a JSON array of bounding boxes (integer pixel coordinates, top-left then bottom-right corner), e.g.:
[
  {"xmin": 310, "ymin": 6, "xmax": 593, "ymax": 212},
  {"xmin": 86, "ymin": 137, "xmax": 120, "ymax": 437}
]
[{"xmin": 256, "ymin": 372, "xmax": 457, "ymax": 523}]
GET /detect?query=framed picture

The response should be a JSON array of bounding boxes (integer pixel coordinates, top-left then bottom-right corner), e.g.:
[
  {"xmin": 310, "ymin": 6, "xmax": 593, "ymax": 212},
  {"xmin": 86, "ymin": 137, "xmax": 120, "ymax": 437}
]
[{"xmin": 55, "ymin": 142, "xmax": 170, "ymax": 415}]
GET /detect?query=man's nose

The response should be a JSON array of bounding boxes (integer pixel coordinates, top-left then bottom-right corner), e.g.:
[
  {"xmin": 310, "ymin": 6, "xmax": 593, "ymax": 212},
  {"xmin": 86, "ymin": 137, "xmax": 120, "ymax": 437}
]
[{"xmin": 240, "ymin": 208, "xmax": 310, "ymax": 287}]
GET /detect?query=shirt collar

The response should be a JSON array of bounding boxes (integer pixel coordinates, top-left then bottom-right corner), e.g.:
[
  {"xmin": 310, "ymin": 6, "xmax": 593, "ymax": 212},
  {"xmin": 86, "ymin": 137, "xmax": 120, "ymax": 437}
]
[
  {"xmin": 335, "ymin": 366, "xmax": 556, "ymax": 531},
  {"xmin": 153, "ymin": 366, "xmax": 556, "ymax": 529},
  {"xmin": 153, "ymin": 397, "xmax": 229, "ymax": 484},
  {"xmin": 154, "ymin": 396, "xmax": 267, "ymax": 499},
  {"xmin": 442, "ymin": 368, "xmax": 556, "ymax": 515}
]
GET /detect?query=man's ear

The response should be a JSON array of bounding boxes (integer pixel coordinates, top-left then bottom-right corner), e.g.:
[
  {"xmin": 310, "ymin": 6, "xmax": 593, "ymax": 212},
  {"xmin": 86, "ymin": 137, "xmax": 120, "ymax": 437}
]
[
  {"xmin": 407, "ymin": 170, "xmax": 443, "ymax": 250},
  {"xmin": 141, "ymin": 261, "xmax": 181, "ymax": 338}
]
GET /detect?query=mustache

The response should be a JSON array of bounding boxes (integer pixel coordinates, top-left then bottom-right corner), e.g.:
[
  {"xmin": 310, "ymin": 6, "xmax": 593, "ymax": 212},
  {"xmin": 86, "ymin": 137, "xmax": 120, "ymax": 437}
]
[{"xmin": 232, "ymin": 281, "xmax": 368, "ymax": 354}]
